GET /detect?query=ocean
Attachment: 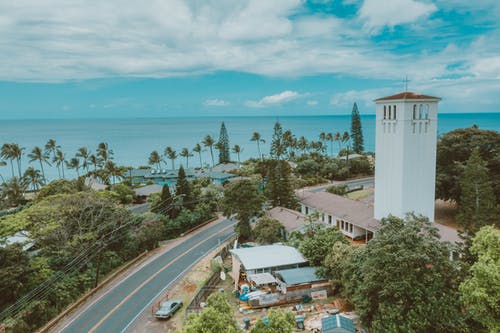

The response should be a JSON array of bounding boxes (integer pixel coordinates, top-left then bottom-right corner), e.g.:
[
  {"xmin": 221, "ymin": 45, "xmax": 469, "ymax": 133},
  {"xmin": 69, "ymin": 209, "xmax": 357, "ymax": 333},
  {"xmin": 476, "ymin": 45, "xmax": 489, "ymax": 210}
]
[{"xmin": 0, "ymin": 113, "xmax": 499, "ymax": 181}]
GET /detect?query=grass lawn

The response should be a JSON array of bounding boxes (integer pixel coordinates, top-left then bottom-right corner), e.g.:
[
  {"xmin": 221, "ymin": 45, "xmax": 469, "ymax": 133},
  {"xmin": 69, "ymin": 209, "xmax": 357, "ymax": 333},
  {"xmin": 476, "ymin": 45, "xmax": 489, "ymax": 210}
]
[{"xmin": 346, "ymin": 188, "xmax": 373, "ymax": 200}]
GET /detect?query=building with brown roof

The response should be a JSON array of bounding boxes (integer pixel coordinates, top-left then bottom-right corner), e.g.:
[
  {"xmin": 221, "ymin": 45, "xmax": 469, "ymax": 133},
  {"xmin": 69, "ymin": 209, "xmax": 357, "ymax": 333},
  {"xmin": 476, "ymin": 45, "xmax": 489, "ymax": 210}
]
[{"xmin": 265, "ymin": 206, "xmax": 307, "ymax": 235}]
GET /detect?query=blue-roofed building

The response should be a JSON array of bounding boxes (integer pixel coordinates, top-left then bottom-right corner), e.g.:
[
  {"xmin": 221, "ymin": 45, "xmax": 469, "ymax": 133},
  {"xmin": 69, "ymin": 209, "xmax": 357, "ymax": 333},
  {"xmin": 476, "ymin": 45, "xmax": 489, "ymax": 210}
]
[
  {"xmin": 274, "ymin": 267, "xmax": 330, "ymax": 297},
  {"xmin": 127, "ymin": 167, "xmax": 234, "ymax": 186},
  {"xmin": 321, "ymin": 315, "xmax": 356, "ymax": 333}
]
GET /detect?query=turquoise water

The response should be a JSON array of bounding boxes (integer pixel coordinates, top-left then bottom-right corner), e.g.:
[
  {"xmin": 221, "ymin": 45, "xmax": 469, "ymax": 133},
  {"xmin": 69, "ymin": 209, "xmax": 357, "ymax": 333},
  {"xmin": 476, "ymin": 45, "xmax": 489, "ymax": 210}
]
[{"xmin": 0, "ymin": 113, "xmax": 499, "ymax": 181}]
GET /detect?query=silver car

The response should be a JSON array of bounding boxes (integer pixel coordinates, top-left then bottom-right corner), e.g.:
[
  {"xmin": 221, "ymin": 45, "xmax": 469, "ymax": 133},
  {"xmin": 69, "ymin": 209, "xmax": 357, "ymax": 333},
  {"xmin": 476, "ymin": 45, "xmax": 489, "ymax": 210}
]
[{"xmin": 154, "ymin": 300, "xmax": 183, "ymax": 319}]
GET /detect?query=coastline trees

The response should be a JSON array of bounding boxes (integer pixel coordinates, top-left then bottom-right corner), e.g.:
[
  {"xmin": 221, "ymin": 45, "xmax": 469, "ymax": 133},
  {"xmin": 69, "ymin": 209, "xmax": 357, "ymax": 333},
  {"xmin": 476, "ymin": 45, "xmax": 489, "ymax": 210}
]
[
  {"xmin": 28, "ymin": 146, "xmax": 50, "ymax": 184},
  {"xmin": 23, "ymin": 167, "xmax": 44, "ymax": 191},
  {"xmin": 193, "ymin": 143, "xmax": 203, "ymax": 168},
  {"xmin": 164, "ymin": 146, "xmax": 177, "ymax": 170},
  {"xmin": 203, "ymin": 135, "xmax": 215, "ymax": 167},
  {"xmin": 180, "ymin": 148, "xmax": 193, "ymax": 168},
  {"xmin": 265, "ymin": 160, "xmax": 296, "ymax": 208},
  {"xmin": 97, "ymin": 142, "xmax": 113, "ymax": 164},
  {"xmin": 250, "ymin": 132, "xmax": 265, "ymax": 160},
  {"xmin": 76, "ymin": 147, "xmax": 90, "ymax": 174},
  {"xmin": 217, "ymin": 122, "xmax": 230, "ymax": 164},
  {"xmin": 232, "ymin": 145, "xmax": 242, "ymax": 165},
  {"xmin": 350, "ymin": 102, "xmax": 364, "ymax": 153},
  {"xmin": 270, "ymin": 121, "xmax": 285, "ymax": 160},
  {"xmin": 53, "ymin": 149, "xmax": 66, "ymax": 178},
  {"xmin": 1, "ymin": 144, "xmax": 16, "ymax": 178},
  {"xmin": 148, "ymin": 150, "xmax": 162, "ymax": 170},
  {"xmin": 66, "ymin": 157, "xmax": 81, "ymax": 177}
]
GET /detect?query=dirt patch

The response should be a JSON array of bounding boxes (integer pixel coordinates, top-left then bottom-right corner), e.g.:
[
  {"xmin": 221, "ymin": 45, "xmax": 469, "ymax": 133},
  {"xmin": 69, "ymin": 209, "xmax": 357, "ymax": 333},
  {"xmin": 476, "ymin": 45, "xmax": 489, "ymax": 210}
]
[
  {"xmin": 182, "ymin": 283, "xmax": 197, "ymax": 293},
  {"xmin": 435, "ymin": 199, "xmax": 459, "ymax": 228}
]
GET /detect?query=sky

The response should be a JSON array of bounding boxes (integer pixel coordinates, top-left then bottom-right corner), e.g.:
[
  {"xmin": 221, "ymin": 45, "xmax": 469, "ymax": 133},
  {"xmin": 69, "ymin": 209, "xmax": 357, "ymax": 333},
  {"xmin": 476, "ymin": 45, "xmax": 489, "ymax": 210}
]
[{"xmin": 0, "ymin": 0, "xmax": 499, "ymax": 119}]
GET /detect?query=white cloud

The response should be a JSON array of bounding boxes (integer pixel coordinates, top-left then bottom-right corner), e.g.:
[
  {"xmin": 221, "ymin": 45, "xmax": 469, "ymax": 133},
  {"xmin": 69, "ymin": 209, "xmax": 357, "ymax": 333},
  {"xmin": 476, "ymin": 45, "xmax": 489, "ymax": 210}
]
[
  {"xmin": 203, "ymin": 98, "xmax": 230, "ymax": 106},
  {"xmin": 359, "ymin": 0, "xmax": 437, "ymax": 33},
  {"xmin": 331, "ymin": 88, "xmax": 394, "ymax": 109},
  {"xmin": 307, "ymin": 100, "xmax": 318, "ymax": 106},
  {"xmin": 246, "ymin": 90, "xmax": 303, "ymax": 108}
]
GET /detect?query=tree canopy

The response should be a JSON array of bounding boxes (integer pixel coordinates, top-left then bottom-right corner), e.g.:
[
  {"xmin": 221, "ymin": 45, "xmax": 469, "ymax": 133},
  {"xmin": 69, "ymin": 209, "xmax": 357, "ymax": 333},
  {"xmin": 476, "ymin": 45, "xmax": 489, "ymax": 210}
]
[
  {"xmin": 436, "ymin": 126, "xmax": 500, "ymax": 204},
  {"xmin": 217, "ymin": 122, "xmax": 230, "ymax": 164},
  {"xmin": 347, "ymin": 215, "xmax": 467, "ymax": 333},
  {"xmin": 250, "ymin": 308, "xmax": 295, "ymax": 333},
  {"xmin": 222, "ymin": 179, "xmax": 263, "ymax": 241},
  {"xmin": 253, "ymin": 216, "xmax": 285, "ymax": 244},
  {"xmin": 460, "ymin": 226, "xmax": 500, "ymax": 333},
  {"xmin": 298, "ymin": 226, "xmax": 348, "ymax": 267},
  {"xmin": 182, "ymin": 292, "xmax": 239, "ymax": 333}
]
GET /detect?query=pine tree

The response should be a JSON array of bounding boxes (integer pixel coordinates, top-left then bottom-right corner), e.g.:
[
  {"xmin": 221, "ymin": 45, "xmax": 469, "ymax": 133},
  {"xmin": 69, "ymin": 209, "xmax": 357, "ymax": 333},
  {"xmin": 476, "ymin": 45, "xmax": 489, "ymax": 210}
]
[
  {"xmin": 350, "ymin": 102, "xmax": 364, "ymax": 153},
  {"xmin": 175, "ymin": 165, "xmax": 192, "ymax": 209},
  {"xmin": 265, "ymin": 160, "xmax": 297, "ymax": 209},
  {"xmin": 457, "ymin": 150, "xmax": 498, "ymax": 235},
  {"xmin": 270, "ymin": 121, "xmax": 285, "ymax": 160},
  {"xmin": 217, "ymin": 122, "xmax": 230, "ymax": 164},
  {"xmin": 152, "ymin": 184, "xmax": 173, "ymax": 217}
]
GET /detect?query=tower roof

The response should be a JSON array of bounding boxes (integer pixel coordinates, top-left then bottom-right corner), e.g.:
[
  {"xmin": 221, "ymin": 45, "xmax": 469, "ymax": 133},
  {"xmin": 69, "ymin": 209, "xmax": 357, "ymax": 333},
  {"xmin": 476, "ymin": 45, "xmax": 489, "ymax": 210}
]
[{"xmin": 375, "ymin": 92, "xmax": 441, "ymax": 101}]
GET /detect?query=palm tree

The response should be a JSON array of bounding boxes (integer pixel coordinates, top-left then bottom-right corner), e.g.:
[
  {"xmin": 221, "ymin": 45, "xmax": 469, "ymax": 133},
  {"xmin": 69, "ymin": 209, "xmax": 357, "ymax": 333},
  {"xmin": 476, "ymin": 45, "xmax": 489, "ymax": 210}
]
[
  {"xmin": 9, "ymin": 143, "xmax": 24, "ymax": 178},
  {"xmin": 342, "ymin": 131, "xmax": 351, "ymax": 167},
  {"xmin": 250, "ymin": 132, "xmax": 265, "ymax": 160},
  {"xmin": 148, "ymin": 150, "xmax": 162, "ymax": 170},
  {"xmin": 53, "ymin": 149, "xmax": 66, "ymax": 178},
  {"xmin": 0, "ymin": 160, "xmax": 7, "ymax": 183},
  {"xmin": 76, "ymin": 147, "xmax": 90, "ymax": 174},
  {"xmin": 180, "ymin": 148, "xmax": 193, "ymax": 168},
  {"xmin": 0, "ymin": 177, "xmax": 27, "ymax": 207},
  {"xmin": 28, "ymin": 146, "xmax": 50, "ymax": 184},
  {"xmin": 283, "ymin": 130, "xmax": 294, "ymax": 158},
  {"xmin": 326, "ymin": 132, "xmax": 334, "ymax": 157},
  {"xmin": 232, "ymin": 145, "xmax": 242, "ymax": 165},
  {"xmin": 44, "ymin": 139, "xmax": 60, "ymax": 171},
  {"xmin": 1, "ymin": 143, "xmax": 15, "ymax": 178},
  {"xmin": 66, "ymin": 157, "xmax": 81, "ymax": 177},
  {"xmin": 97, "ymin": 142, "xmax": 113, "ymax": 164},
  {"xmin": 89, "ymin": 154, "xmax": 100, "ymax": 172},
  {"xmin": 334, "ymin": 131, "xmax": 341, "ymax": 156},
  {"xmin": 164, "ymin": 147, "xmax": 177, "ymax": 170},
  {"xmin": 193, "ymin": 143, "xmax": 204, "ymax": 168},
  {"xmin": 23, "ymin": 167, "xmax": 44, "ymax": 192},
  {"xmin": 203, "ymin": 135, "xmax": 215, "ymax": 167},
  {"xmin": 297, "ymin": 136, "xmax": 308, "ymax": 154},
  {"xmin": 104, "ymin": 160, "xmax": 123, "ymax": 185}
]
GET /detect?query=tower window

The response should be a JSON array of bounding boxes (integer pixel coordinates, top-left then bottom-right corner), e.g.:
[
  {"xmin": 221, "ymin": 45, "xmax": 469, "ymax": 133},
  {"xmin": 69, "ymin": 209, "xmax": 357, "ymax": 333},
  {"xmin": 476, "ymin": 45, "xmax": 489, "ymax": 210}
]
[
  {"xmin": 413, "ymin": 105, "xmax": 417, "ymax": 119},
  {"xmin": 383, "ymin": 105, "xmax": 386, "ymax": 119},
  {"xmin": 388, "ymin": 105, "xmax": 392, "ymax": 119},
  {"xmin": 419, "ymin": 104, "xmax": 423, "ymax": 119},
  {"xmin": 393, "ymin": 105, "xmax": 397, "ymax": 119},
  {"xmin": 425, "ymin": 104, "xmax": 429, "ymax": 119}
]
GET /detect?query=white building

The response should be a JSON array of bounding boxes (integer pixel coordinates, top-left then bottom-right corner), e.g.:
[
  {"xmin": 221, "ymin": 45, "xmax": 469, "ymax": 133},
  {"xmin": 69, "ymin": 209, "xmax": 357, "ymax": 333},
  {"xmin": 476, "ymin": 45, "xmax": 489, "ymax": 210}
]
[{"xmin": 374, "ymin": 92, "xmax": 441, "ymax": 221}]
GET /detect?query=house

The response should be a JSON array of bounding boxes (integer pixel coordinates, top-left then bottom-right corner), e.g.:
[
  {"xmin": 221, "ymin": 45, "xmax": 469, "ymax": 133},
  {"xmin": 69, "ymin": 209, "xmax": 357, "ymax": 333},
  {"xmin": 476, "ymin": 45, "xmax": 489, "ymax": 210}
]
[
  {"xmin": 127, "ymin": 167, "xmax": 234, "ymax": 186},
  {"xmin": 321, "ymin": 315, "xmax": 356, "ymax": 333},
  {"xmin": 297, "ymin": 189, "xmax": 379, "ymax": 242},
  {"xmin": 230, "ymin": 244, "xmax": 308, "ymax": 288},
  {"xmin": 274, "ymin": 267, "xmax": 330, "ymax": 297},
  {"xmin": 265, "ymin": 206, "xmax": 308, "ymax": 236}
]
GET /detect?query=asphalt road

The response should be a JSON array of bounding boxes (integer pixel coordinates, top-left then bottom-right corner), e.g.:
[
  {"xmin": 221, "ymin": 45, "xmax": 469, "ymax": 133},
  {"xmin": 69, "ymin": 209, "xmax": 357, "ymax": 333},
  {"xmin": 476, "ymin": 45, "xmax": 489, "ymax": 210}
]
[
  {"xmin": 57, "ymin": 218, "xmax": 236, "ymax": 333},
  {"xmin": 310, "ymin": 177, "xmax": 374, "ymax": 193}
]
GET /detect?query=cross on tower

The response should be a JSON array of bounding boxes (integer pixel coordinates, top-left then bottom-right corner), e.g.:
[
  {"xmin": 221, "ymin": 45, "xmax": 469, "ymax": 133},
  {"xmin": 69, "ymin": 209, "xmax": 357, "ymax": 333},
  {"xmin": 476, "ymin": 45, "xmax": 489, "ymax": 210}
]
[{"xmin": 403, "ymin": 76, "xmax": 410, "ymax": 92}]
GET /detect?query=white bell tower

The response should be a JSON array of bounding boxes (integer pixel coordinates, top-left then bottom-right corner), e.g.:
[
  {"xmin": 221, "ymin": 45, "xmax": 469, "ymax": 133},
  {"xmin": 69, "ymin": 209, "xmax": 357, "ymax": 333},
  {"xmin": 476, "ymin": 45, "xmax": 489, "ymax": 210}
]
[{"xmin": 374, "ymin": 92, "xmax": 441, "ymax": 221}]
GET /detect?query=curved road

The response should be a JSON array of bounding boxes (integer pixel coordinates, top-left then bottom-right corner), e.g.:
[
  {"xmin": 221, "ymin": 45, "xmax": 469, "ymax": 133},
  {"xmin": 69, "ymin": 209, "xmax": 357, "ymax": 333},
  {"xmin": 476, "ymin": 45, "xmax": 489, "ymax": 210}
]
[{"xmin": 57, "ymin": 218, "xmax": 236, "ymax": 333}]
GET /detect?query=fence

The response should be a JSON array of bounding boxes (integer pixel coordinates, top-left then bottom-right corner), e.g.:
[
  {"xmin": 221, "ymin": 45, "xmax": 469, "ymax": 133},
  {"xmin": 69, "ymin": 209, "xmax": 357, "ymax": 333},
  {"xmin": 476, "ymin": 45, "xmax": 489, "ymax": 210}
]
[{"xmin": 185, "ymin": 239, "xmax": 235, "ymax": 315}]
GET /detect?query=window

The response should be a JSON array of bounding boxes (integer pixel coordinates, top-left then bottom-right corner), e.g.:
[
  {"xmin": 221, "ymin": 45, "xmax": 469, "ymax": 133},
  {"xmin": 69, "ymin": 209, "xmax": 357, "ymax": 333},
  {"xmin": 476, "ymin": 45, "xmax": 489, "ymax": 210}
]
[
  {"xmin": 341, "ymin": 221, "xmax": 344, "ymax": 230},
  {"xmin": 419, "ymin": 104, "xmax": 423, "ymax": 119},
  {"xmin": 425, "ymin": 104, "xmax": 429, "ymax": 119},
  {"xmin": 383, "ymin": 105, "xmax": 386, "ymax": 119},
  {"xmin": 393, "ymin": 105, "xmax": 397, "ymax": 119},
  {"xmin": 349, "ymin": 224, "xmax": 353, "ymax": 233},
  {"xmin": 336, "ymin": 219, "xmax": 340, "ymax": 228},
  {"xmin": 388, "ymin": 105, "xmax": 392, "ymax": 119},
  {"xmin": 413, "ymin": 105, "xmax": 417, "ymax": 119},
  {"xmin": 305, "ymin": 206, "xmax": 309, "ymax": 214},
  {"xmin": 328, "ymin": 215, "xmax": 332, "ymax": 224}
]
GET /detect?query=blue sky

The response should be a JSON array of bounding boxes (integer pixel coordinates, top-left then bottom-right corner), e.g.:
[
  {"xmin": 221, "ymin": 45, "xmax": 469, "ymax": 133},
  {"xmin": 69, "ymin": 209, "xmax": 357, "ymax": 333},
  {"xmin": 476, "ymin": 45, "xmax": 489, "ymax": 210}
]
[{"xmin": 0, "ymin": 0, "xmax": 499, "ymax": 119}]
